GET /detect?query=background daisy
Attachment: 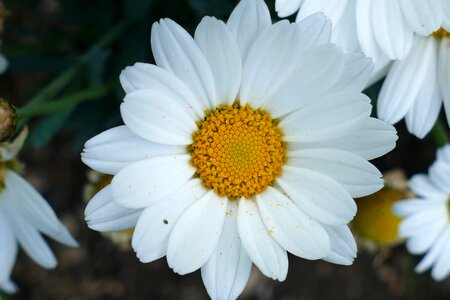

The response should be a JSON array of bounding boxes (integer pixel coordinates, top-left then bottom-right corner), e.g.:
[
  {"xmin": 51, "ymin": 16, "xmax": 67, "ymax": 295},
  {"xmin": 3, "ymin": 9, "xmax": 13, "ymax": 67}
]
[
  {"xmin": 394, "ymin": 145, "xmax": 450, "ymax": 281},
  {"xmin": 0, "ymin": 129, "xmax": 78, "ymax": 294}
]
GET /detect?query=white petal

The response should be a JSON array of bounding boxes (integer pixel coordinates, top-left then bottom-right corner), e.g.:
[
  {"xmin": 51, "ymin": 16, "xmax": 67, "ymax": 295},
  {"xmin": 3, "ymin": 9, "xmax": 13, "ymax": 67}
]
[
  {"xmin": 132, "ymin": 179, "xmax": 206, "ymax": 263},
  {"xmin": 167, "ymin": 191, "xmax": 227, "ymax": 275},
  {"xmin": 279, "ymin": 92, "xmax": 371, "ymax": 143},
  {"xmin": 430, "ymin": 232, "xmax": 450, "ymax": 281},
  {"xmin": 399, "ymin": 0, "xmax": 442, "ymax": 36},
  {"xmin": 0, "ymin": 208, "xmax": 18, "ymax": 286},
  {"xmin": 355, "ymin": 0, "xmax": 386, "ymax": 61},
  {"xmin": 287, "ymin": 148, "xmax": 383, "ymax": 198},
  {"xmin": 5, "ymin": 171, "xmax": 78, "ymax": 247},
  {"xmin": 151, "ymin": 19, "xmax": 217, "ymax": 109},
  {"xmin": 0, "ymin": 279, "xmax": 17, "ymax": 294},
  {"xmin": 120, "ymin": 63, "xmax": 205, "ymax": 117},
  {"xmin": 330, "ymin": 0, "xmax": 360, "ymax": 53},
  {"xmin": 297, "ymin": 0, "xmax": 348, "ymax": 28},
  {"xmin": 437, "ymin": 145, "xmax": 450, "ymax": 164},
  {"xmin": 1, "ymin": 198, "xmax": 57, "ymax": 269},
  {"xmin": 416, "ymin": 228, "xmax": 450, "ymax": 275},
  {"xmin": 121, "ymin": 89, "xmax": 197, "ymax": 145},
  {"xmin": 277, "ymin": 166, "xmax": 356, "ymax": 226},
  {"xmin": 240, "ymin": 21, "xmax": 308, "ymax": 109},
  {"xmin": 329, "ymin": 52, "xmax": 374, "ymax": 94},
  {"xmin": 405, "ymin": 59, "xmax": 442, "ymax": 139},
  {"xmin": 195, "ymin": 17, "xmax": 242, "ymax": 106},
  {"xmin": 402, "ymin": 213, "xmax": 447, "ymax": 255},
  {"xmin": 112, "ymin": 155, "xmax": 195, "ymax": 209},
  {"xmin": 201, "ymin": 201, "xmax": 252, "ymax": 300},
  {"xmin": 409, "ymin": 174, "xmax": 446, "ymax": 197},
  {"xmin": 370, "ymin": 0, "xmax": 413, "ymax": 60},
  {"xmin": 262, "ymin": 44, "xmax": 346, "ymax": 118},
  {"xmin": 438, "ymin": 38, "xmax": 450, "ymax": 127},
  {"xmin": 289, "ymin": 117, "xmax": 397, "ymax": 161},
  {"xmin": 296, "ymin": 13, "xmax": 332, "ymax": 47},
  {"xmin": 85, "ymin": 185, "xmax": 142, "ymax": 232},
  {"xmin": 256, "ymin": 187, "xmax": 330, "ymax": 260},
  {"xmin": 442, "ymin": 0, "xmax": 450, "ymax": 31},
  {"xmin": 398, "ymin": 205, "xmax": 447, "ymax": 239},
  {"xmin": 238, "ymin": 198, "xmax": 288, "ymax": 281},
  {"xmin": 276, "ymin": 0, "xmax": 303, "ymax": 18},
  {"xmin": 322, "ymin": 225, "xmax": 357, "ymax": 266},
  {"xmin": 378, "ymin": 36, "xmax": 437, "ymax": 125},
  {"xmin": 227, "ymin": 0, "xmax": 271, "ymax": 61},
  {"xmin": 429, "ymin": 161, "xmax": 450, "ymax": 193},
  {"xmin": 82, "ymin": 126, "xmax": 185, "ymax": 175},
  {"xmin": 393, "ymin": 198, "xmax": 446, "ymax": 217}
]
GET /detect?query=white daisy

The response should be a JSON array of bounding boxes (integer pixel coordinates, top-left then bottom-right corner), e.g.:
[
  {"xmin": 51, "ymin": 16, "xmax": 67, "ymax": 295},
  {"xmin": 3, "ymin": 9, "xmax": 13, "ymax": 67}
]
[
  {"xmin": 377, "ymin": 26, "xmax": 450, "ymax": 138},
  {"xmin": 277, "ymin": 0, "xmax": 448, "ymax": 86},
  {"xmin": 0, "ymin": 129, "xmax": 78, "ymax": 294},
  {"xmin": 82, "ymin": 0, "xmax": 397, "ymax": 298},
  {"xmin": 277, "ymin": 0, "xmax": 450, "ymax": 138},
  {"xmin": 394, "ymin": 145, "xmax": 450, "ymax": 281}
]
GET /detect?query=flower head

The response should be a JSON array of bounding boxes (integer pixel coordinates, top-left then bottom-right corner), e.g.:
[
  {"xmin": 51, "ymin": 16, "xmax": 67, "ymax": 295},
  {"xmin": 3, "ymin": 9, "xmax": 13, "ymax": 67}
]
[
  {"xmin": 82, "ymin": 0, "xmax": 397, "ymax": 298},
  {"xmin": 394, "ymin": 146, "xmax": 450, "ymax": 281},
  {"xmin": 279, "ymin": 0, "xmax": 450, "ymax": 138},
  {"xmin": 0, "ymin": 129, "xmax": 78, "ymax": 294}
]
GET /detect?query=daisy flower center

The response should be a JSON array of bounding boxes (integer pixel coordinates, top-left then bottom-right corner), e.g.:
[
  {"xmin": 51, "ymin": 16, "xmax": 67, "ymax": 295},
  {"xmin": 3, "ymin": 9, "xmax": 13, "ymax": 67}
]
[
  {"xmin": 190, "ymin": 104, "xmax": 286, "ymax": 199},
  {"xmin": 433, "ymin": 28, "xmax": 450, "ymax": 39}
]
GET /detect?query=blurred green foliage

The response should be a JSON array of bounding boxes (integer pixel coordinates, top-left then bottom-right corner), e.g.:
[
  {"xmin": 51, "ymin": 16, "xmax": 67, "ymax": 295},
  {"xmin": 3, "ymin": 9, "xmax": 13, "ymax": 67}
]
[{"xmin": 2, "ymin": 0, "xmax": 274, "ymax": 150}]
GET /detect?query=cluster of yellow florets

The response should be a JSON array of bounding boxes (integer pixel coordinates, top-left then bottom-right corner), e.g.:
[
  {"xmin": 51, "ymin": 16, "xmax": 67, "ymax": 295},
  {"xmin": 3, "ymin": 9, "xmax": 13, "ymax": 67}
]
[
  {"xmin": 433, "ymin": 28, "xmax": 450, "ymax": 39},
  {"xmin": 190, "ymin": 104, "xmax": 285, "ymax": 199}
]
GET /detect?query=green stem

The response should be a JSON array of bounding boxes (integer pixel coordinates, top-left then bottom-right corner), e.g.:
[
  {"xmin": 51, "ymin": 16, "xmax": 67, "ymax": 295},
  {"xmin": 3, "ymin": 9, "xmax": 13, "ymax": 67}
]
[
  {"xmin": 22, "ymin": 20, "xmax": 129, "ymax": 108},
  {"xmin": 431, "ymin": 119, "xmax": 450, "ymax": 147},
  {"xmin": 16, "ymin": 84, "xmax": 112, "ymax": 119},
  {"xmin": 0, "ymin": 291, "xmax": 8, "ymax": 300}
]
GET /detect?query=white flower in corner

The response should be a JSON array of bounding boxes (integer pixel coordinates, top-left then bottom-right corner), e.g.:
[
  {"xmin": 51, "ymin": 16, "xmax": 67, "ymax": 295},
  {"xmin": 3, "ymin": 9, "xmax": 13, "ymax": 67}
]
[
  {"xmin": 276, "ymin": 0, "xmax": 448, "ymax": 89},
  {"xmin": 394, "ymin": 145, "xmax": 450, "ymax": 281},
  {"xmin": 377, "ymin": 25, "xmax": 450, "ymax": 138},
  {"xmin": 82, "ymin": 0, "xmax": 397, "ymax": 299},
  {"xmin": 0, "ymin": 129, "xmax": 78, "ymax": 294}
]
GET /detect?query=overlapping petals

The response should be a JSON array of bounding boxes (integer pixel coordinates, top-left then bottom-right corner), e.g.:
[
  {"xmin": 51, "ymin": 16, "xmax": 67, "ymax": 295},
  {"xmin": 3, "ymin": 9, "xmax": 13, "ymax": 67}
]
[
  {"xmin": 394, "ymin": 146, "xmax": 450, "ymax": 281},
  {"xmin": 0, "ymin": 171, "xmax": 78, "ymax": 293},
  {"xmin": 82, "ymin": 0, "xmax": 397, "ymax": 298}
]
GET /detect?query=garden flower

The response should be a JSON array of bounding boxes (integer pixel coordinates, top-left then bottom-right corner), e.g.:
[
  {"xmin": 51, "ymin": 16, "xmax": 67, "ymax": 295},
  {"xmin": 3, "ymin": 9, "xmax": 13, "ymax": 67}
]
[
  {"xmin": 377, "ymin": 26, "xmax": 450, "ymax": 138},
  {"xmin": 0, "ymin": 129, "xmax": 78, "ymax": 294},
  {"xmin": 394, "ymin": 146, "xmax": 450, "ymax": 281},
  {"xmin": 82, "ymin": 0, "xmax": 397, "ymax": 298},
  {"xmin": 277, "ymin": 0, "xmax": 450, "ymax": 139}
]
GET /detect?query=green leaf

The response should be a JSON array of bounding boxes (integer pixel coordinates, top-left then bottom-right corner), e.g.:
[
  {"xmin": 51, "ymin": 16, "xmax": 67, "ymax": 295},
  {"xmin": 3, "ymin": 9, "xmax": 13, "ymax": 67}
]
[{"xmin": 30, "ymin": 109, "xmax": 74, "ymax": 148}]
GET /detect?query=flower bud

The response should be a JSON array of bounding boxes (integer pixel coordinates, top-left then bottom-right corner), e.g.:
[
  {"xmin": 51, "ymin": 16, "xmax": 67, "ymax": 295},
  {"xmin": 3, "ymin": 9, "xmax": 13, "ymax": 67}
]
[{"xmin": 0, "ymin": 98, "xmax": 16, "ymax": 142}]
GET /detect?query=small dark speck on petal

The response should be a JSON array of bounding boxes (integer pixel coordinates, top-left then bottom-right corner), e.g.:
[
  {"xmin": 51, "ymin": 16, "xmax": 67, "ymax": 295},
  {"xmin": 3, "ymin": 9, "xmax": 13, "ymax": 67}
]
[{"xmin": 163, "ymin": 219, "xmax": 169, "ymax": 224}]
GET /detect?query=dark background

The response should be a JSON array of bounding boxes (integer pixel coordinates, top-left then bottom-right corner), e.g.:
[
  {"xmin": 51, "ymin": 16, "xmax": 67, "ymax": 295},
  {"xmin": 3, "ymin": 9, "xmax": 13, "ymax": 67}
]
[{"xmin": 1, "ymin": 0, "xmax": 450, "ymax": 299}]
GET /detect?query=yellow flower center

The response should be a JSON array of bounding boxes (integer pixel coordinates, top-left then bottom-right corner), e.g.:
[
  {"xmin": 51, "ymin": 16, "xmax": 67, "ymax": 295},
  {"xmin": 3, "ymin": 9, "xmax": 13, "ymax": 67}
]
[
  {"xmin": 433, "ymin": 28, "xmax": 450, "ymax": 39},
  {"xmin": 190, "ymin": 104, "xmax": 286, "ymax": 199}
]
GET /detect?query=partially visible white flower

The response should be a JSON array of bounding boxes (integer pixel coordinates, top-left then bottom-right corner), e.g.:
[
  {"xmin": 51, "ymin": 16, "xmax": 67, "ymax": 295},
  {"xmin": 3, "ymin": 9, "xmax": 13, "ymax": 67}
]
[
  {"xmin": 0, "ymin": 129, "xmax": 78, "ymax": 294},
  {"xmin": 377, "ymin": 26, "xmax": 450, "ymax": 138},
  {"xmin": 394, "ymin": 145, "xmax": 450, "ymax": 281},
  {"xmin": 277, "ymin": 0, "xmax": 450, "ymax": 138},
  {"xmin": 276, "ymin": 0, "xmax": 447, "ymax": 86},
  {"xmin": 82, "ymin": 0, "xmax": 397, "ymax": 299}
]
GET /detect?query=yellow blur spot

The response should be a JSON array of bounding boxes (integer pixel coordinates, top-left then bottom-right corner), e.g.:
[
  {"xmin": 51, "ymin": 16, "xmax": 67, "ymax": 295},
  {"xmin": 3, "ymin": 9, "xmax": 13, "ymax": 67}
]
[{"xmin": 352, "ymin": 188, "xmax": 404, "ymax": 246}]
